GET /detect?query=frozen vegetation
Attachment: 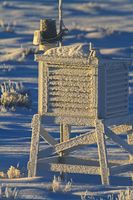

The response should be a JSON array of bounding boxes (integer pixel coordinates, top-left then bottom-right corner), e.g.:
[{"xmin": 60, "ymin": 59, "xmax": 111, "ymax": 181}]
[{"xmin": 0, "ymin": 81, "xmax": 31, "ymax": 110}]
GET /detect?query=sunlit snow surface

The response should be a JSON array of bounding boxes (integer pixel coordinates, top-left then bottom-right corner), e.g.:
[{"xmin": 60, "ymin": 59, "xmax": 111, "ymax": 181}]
[{"xmin": 0, "ymin": 0, "xmax": 133, "ymax": 199}]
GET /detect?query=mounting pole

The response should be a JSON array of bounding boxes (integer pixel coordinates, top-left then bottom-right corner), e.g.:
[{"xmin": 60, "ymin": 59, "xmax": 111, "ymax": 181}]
[
  {"xmin": 58, "ymin": 2, "xmax": 70, "ymax": 178},
  {"xmin": 59, "ymin": 0, "xmax": 63, "ymax": 47}
]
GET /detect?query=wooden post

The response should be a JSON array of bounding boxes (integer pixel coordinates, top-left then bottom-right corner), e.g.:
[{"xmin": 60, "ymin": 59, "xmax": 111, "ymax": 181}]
[
  {"xmin": 28, "ymin": 114, "xmax": 41, "ymax": 177},
  {"xmin": 60, "ymin": 124, "xmax": 70, "ymax": 142},
  {"xmin": 59, "ymin": 123, "xmax": 70, "ymax": 179},
  {"xmin": 60, "ymin": 123, "xmax": 70, "ymax": 156},
  {"xmin": 127, "ymin": 125, "xmax": 133, "ymax": 183},
  {"xmin": 96, "ymin": 120, "xmax": 110, "ymax": 185},
  {"xmin": 58, "ymin": 0, "xmax": 65, "ymax": 160},
  {"xmin": 60, "ymin": 123, "xmax": 64, "ymax": 158},
  {"xmin": 127, "ymin": 126, "xmax": 133, "ymax": 161}
]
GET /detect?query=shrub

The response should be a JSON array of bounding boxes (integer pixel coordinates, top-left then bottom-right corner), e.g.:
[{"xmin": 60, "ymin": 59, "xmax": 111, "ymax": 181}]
[
  {"xmin": 0, "ymin": 81, "xmax": 31, "ymax": 109},
  {"xmin": 51, "ymin": 175, "xmax": 61, "ymax": 192},
  {"xmin": 50, "ymin": 175, "xmax": 72, "ymax": 193},
  {"xmin": 7, "ymin": 166, "xmax": 21, "ymax": 179},
  {"xmin": 0, "ymin": 171, "xmax": 6, "ymax": 178},
  {"xmin": 63, "ymin": 180, "xmax": 72, "ymax": 192},
  {"xmin": 0, "ymin": 166, "xmax": 21, "ymax": 180}
]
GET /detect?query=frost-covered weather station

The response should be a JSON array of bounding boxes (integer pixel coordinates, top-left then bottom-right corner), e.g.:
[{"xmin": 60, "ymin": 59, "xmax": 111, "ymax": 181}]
[{"xmin": 28, "ymin": 0, "xmax": 133, "ymax": 185}]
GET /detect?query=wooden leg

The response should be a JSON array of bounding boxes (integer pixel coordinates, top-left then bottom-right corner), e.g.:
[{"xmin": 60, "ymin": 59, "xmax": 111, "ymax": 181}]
[
  {"xmin": 60, "ymin": 123, "xmax": 70, "ymax": 156},
  {"xmin": 59, "ymin": 123, "xmax": 70, "ymax": 179},
  {"xmin": 96, "ymin": 120, "xmax": 110, "ymax": 185},
  {"xmin": 60, "ymin": 124, "xmax": 64, "ymax": 157},
  {"xmin": 28, "ymin": 114, "xmax": 41, "ymax": 177},
  {"xmin": 60, "ymin": 124, "xmax": 70, "ymax": 142},
  {"xmin": 127, "ymin": 125, "xmax": 133, "ymax": 182},
  {"xmin": 60, "ymin": 124, "xmax": 64, "ymax": 143},
  {"xmin": 128, "ymin": 126, "xmax": 133, "ymax": 161}
]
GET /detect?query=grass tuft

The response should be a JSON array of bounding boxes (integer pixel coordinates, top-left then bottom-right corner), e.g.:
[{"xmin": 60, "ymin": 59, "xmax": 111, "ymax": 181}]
[{"xmin": 0, "ymin": 80, "xmax": 32, "ymax": 110}]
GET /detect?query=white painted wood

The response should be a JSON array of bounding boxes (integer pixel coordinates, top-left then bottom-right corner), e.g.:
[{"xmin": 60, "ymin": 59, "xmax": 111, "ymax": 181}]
[
  {"xmin": 28, "ymin": 114, "xmax": 41, "ymax": 177},
  {"xmin": 31, "ymin": 43, "xmax": 132, "ymax": 185},
  {"xmin": 40, "ymin": 126, "xmax": 58, "ymax": 146},
  {"xmin": 50, "ymin": 163, "xmax": 100, "ymax": 175},
  {"xmin": 55, "ymin": 130, "xmax": 96, "ymax": 153},
  {"xmin": 128, "ymin": 126, "xmax": 133, "ymax": 161},
  {"xmin": 111, "ymin": 125, "xmax": 132, "ymax": 135},
  {"xmin": 98, "ymin": 59, "xmax": 129, "ymax": 119},
  {"xmin": 47, "ymin": 66, "xmax": 96, "ymax": 118},
  {"xmin": 60, "ymin": 123, "xmax": 70, "ymax": 157},
  {"xmin": 96, "ymin": 120, "xmax": 110, "ymax": 185},
  {"xmin": 127, "ymin": 126, "xmax": 133, "ymax": 182},
  {"xmin": 38, "ymin": 62, "xmax": 48, "ymax": 115},
  {"xmin": 53, "ymin": 115, "xmax": 96, "ymax": 126},
  {"xmin": 60, "ymin": 124, "xmax": 70, "ymax": 142},
  {"xmin": 105, "ymin": 126, "xmax": 133, "ymax": 154},
  {"xmin": 35, "ymin": 54, "xmax": 98, "ymax": 67}
]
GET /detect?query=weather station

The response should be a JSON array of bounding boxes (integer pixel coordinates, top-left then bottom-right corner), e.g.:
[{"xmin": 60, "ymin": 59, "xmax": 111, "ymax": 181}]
[{"xmin": 28, "ymin": 0, "xmax": 133, "ymax": 185}]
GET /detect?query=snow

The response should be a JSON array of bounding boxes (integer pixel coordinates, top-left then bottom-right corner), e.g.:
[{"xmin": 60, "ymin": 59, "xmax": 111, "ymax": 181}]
[
  {"xmin": 0, "ymin": 0, "xmax": 133, "ymax": 199},
  {"xmin": 44, "ymin": 44, "xmax": 91, "ymax": 58}
]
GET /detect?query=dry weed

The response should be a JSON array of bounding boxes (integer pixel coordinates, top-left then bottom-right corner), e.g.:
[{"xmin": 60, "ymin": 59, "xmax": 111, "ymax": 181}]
[
  {"xmin": 0, "ymin": 171, "xmax": 6, "ymax": 178},
  {"xmin": 7, "ymin": 166, "xmax": 21, "ymax": 179}
]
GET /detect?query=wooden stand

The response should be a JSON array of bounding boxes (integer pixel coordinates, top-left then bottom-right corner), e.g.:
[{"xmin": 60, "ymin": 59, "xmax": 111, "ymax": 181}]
[
  {"xmin": 28, "ymin": 50, "xmax": 133, "ymax": 185},
  {"xmin": 28, "ymin": 114, "xmax": 133, "ymax": 185}
]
